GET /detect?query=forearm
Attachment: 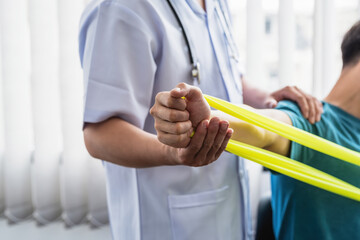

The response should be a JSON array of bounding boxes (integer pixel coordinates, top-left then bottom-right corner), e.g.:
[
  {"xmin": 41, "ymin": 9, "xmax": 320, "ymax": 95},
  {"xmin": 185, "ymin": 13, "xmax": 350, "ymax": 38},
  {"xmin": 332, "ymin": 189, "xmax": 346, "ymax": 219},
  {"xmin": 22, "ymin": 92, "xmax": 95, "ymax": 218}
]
[
  {"xmin": 241, "ymin": 78, "xmax": 270, "ymax": 109},
  {"xmin": 211, "ymin": 110, "xmax": 274, "ymax": 148},
  {"xmin": 83, "ymin": 118, "xmax": 176, "ymax": 168},
  {"xmin": 211, "ymin": 107, "xmax": 291, "ymax": 156}
]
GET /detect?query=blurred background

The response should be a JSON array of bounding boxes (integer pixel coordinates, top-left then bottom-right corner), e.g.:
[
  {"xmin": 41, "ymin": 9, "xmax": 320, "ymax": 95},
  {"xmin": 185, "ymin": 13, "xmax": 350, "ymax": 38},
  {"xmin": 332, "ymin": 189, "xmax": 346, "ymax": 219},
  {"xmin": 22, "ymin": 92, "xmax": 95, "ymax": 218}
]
[{"xmin": 0, "ymin": 0, "xmax": 358, "ymax": 239}]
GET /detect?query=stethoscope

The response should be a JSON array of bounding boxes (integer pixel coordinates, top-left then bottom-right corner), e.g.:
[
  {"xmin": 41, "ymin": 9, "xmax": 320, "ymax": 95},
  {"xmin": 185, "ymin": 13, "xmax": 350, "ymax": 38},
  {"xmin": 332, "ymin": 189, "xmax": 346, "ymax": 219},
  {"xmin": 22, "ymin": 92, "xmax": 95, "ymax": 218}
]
[
  {"xmin": 166, "ymin": 0, "xmax": 201, "ymax": 83},
  {"xmin": 165, "ymin": 0, "xmax": 240, "ymax": 84}
]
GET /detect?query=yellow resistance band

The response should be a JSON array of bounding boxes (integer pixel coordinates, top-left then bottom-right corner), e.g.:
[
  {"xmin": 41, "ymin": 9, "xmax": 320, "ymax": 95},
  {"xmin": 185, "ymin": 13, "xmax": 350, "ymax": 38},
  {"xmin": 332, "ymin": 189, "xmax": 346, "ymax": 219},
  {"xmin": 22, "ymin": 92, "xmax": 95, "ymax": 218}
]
[{"xmin": 203, "ymin": 94, "xmax": 360, "ymax": 201}]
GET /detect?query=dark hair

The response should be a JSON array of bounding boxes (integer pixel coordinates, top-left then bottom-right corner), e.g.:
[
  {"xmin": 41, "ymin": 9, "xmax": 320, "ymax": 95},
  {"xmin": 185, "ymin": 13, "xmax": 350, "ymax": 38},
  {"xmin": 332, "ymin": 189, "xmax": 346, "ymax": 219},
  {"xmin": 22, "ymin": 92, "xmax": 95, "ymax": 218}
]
[{"xmin": 341, "ymin": 20, "xmax": 360, "ymax": 67}]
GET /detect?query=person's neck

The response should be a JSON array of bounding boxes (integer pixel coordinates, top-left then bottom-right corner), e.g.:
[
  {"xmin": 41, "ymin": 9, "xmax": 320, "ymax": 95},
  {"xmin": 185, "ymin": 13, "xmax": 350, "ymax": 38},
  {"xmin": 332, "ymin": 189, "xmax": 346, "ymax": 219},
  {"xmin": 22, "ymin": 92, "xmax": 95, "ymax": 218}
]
[
  {"xmin": 197, "ymin": 0, "xmax": 206, "ymax": 11},
  {"xmin": 324, "ymin": 62, "xmax": 360, "ymax": 119}
]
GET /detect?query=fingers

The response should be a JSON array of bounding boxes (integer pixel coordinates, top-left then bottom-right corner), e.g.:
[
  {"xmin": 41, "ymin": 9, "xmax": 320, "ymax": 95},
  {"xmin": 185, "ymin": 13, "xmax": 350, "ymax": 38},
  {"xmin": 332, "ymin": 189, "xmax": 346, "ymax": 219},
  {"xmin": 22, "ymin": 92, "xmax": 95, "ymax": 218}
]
[
  {"xmin": 152, "ymin": 105, "xmax": 189, "ymax": 122},
  {"xmin": 153, "ymin": 113, "xmax": 193, "ymax": 148},
  {"xmin": 205, "ymin": 120, "xmax": 231, "ymax": 163},
  {"xmin": 295, "ymin": 87, "xmax": 323, "ymax": 124},
  {"xmin": 174, "ymin": 82, "xmax": 203, "ymax": 102},
  {"xmin": 156, "ymin": 91, "xmax": 187, "ymax": 110},
  {"xmin": 179, "ymin": 119, "xmax": 209, "ymax": 165},
  {"xmin": 157, "ymin": 127, "xmax": 194, "ymax": 148},
  {"xmin": 170, "ymin": 87, "xmax": 187, "ymax": 99},
  {"xmin": 215, "ymin": 128, "xmax": 233, "ymax": 159},
  {"xmin": 177, "ymin": 118, "xmax": 232, "ymax": 167},
  {"xmin": 265, "ymin": 99, "xmax": 278, "ymax": 109},
  {"xmin": 272, "ymin": 86, "xmax": 323, "ymax": 124},
  {"xmin": 154, "ymin": 118, "xmax": 192, "ymax": 135},
  {"xmin": 150, "ymin": 83, "xmax": 205, "ymax": 123},
  {"xmin": 150, "ymin": 93, "xmax": 189, "ymax": 122},
  {"xmin": 282, "ymin": 86, "xmax": 310, "ymax": 119},
  {"xmin": 194, "ymin": 117, "xmax": 221, "ymax": 166},
  {"xmin": 151, "ymin": 83, "xmax": 211, "ymax": 152},
  {"xmin": 315, "ymin": 100, "xmax": 323, "ymax": 122},
  {"xmin": 307, "ymin": 95, "xmax": 317, "ymax": 124}
]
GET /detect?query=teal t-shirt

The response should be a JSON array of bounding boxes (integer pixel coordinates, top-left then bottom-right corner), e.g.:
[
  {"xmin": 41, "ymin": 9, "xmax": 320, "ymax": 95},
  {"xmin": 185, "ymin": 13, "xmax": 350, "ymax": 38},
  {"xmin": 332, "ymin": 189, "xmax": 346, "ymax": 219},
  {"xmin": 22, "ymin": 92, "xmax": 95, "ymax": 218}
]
[{"xmin": 271, "ymin": 100, "xmax": 360, "ymax": 240}]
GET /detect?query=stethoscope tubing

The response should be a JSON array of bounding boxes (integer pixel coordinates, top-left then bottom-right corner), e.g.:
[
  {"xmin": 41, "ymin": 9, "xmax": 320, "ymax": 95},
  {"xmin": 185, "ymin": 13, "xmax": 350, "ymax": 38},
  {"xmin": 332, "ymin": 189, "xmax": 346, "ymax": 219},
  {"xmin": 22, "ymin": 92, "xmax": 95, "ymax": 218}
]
[{"xmin": 165, "ymin": 0, "xmax": 196, "ymax": 65}]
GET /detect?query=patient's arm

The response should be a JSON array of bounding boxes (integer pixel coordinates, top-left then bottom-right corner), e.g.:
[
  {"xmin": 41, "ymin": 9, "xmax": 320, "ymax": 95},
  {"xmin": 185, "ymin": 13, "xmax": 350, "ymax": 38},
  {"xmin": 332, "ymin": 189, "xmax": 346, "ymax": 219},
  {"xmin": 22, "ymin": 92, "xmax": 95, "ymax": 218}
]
[{"xmin": 212, "ymin": 108, "xmax": 292, "ymax": 156}]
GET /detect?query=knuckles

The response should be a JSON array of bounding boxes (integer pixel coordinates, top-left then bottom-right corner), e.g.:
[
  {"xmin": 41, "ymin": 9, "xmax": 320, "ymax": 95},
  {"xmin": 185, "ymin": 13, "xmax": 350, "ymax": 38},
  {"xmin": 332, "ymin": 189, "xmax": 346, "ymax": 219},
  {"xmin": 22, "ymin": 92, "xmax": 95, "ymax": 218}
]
[
  {"xmin": 284, "ymin": 85, "xmax": 295, "ymax": 92},
  {"xmin": 175, "ymin": 134, "xmax": 189, "ymax": 147},
  {"xmin": 153, "ymin": 121, "xmax": 162, "ymax": 132},
  {"xmin": 149, "ymin": 106, "xmax": 156, "ymax": 116},
  {"xmin": 168, "ymin": 110, "xmax": 189, "ymax": 122},
  {"xmin": 168, "ymin": 110, "xmax": 180, "ymax": 122},
  {"xmin": 154, "ymin": 92, "xmax": 163, "ymax": 103},
  {"xmin": 166, "ymin": 97, "xmax": 175, "ymax": 108},
  {"xmin": 174, "ymin": 122, "xmax": 187, "ymax": 134}
]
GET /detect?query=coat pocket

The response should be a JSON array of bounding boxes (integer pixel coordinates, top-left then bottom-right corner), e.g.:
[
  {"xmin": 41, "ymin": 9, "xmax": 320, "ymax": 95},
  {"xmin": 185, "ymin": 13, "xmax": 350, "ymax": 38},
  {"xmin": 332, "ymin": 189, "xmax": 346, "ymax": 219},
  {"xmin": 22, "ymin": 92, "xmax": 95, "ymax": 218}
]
[{"xmin": 168, "ymin": 186, "xmax": 229, "ymax": 240}]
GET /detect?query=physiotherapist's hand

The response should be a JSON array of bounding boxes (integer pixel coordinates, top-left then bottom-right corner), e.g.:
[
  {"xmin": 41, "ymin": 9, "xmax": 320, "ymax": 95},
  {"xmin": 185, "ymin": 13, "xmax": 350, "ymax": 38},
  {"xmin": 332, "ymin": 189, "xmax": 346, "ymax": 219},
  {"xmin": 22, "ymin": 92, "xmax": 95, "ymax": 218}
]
[
  {"xmin": 150, "ymin": 83, "xmax": 211, "ymax": 140},
  {"xmin": 150, "ymin": 82, "xmax": 211, "ymax": 145},
  {"xmin": 264, "ymin": 86, "xmax": 323, "ymax": 124},
  {"xmin": 172, "ymin": 82, "xmax": 212, "ymax": 127},
  {"xmin": 150, "ymin": 83, "xmax": 233, "ymax": 166},
  {"xmin": 171, "ymin": 117, "xmax": 233, "ymax": 167},
  {"xmin": 150, "ymin": 87, "xmax": 193, "ymax": 148}
]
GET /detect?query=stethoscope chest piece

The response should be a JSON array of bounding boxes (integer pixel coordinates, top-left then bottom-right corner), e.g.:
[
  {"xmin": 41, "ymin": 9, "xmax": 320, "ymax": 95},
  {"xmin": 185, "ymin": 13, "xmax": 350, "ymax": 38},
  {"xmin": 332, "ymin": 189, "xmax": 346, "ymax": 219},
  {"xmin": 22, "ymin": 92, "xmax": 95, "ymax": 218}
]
[
  {"xmin": 166, "ymin": 0, "xmax": 201, "ymax": 84},
  {"xmin": 192, "ymin": 62, "xmax": 200, "ymax": 84}
]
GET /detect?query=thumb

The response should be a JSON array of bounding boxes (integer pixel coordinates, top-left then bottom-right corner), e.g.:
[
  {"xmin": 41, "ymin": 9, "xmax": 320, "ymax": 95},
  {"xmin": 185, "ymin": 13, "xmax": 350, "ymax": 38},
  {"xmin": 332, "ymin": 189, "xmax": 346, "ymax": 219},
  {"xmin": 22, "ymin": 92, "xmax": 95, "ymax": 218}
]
[
  {"xmin": 170, "ymin": 87, "xmax": 187, "ymax": 98},
  {"xmin": 184, "ymin": 86, "xmax": 203, "ymax": 102},
  {"xmin": 265, "ymin": 99, "xmax": 278, "ymax": 108},
  {"xmin": 171, "ymin": 83, "xmax": 203, "ymax": 103}
]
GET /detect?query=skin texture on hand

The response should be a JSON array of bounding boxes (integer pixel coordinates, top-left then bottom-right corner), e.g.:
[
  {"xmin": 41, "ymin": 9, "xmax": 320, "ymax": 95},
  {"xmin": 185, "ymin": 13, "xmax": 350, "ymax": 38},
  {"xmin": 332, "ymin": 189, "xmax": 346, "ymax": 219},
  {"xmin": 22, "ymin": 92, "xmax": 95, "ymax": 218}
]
[
  {"xmin": 171, "ymin": 118, "xmax": 233, "ymax": 167},
  {"xmin": 150, "ymin": 83, "xmax": 233, "ymax": 167},
  {"xmin": 266, "ymin": 86, "xmax": 323, "ymax": 124},
  {"xmin": 171, "ymin": 83, "xmax": 212, "ymax": 127},
  {"xmin": 242, "ymin": 78, "xmax": 323, "ymax": 124}
]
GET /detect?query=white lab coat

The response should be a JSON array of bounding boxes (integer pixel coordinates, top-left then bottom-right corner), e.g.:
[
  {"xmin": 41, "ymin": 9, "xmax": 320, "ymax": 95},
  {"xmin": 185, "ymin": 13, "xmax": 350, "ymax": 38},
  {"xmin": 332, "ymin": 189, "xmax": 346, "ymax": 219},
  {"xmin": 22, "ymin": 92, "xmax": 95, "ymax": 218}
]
[{"xmin": 79, "ymin": 0, "xmax": 253, "ymax": 239}]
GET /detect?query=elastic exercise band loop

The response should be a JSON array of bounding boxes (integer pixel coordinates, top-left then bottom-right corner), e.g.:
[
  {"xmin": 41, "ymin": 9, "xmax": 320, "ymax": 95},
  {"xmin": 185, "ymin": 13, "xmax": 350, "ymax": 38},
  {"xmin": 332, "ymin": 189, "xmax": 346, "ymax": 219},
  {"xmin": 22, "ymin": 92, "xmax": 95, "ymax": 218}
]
[{"xmin": 203, "ymin": 95, "xmax": 360, "ymax": 201}]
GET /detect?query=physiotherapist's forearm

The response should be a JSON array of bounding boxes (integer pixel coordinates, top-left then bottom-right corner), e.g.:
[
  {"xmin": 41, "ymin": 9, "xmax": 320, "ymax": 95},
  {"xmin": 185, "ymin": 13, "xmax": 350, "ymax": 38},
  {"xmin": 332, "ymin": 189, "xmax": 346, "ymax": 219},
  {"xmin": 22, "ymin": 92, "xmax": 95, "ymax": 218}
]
[
  {"xmin": 241, "ymin": 77, "xmax": 272, "ymax": 108},
  {"xmin": 83, "ymin": 118, "xmax": 177, "ymax": 168}
]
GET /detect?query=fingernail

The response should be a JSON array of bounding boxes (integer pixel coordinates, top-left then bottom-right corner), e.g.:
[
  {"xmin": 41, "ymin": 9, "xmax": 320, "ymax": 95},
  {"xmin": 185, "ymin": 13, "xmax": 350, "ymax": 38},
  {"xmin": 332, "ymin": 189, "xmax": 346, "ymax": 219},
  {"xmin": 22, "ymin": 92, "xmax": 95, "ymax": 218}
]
[{"xmin": 221, "ymin": 122, "xmax": 228, "ymax": 130}]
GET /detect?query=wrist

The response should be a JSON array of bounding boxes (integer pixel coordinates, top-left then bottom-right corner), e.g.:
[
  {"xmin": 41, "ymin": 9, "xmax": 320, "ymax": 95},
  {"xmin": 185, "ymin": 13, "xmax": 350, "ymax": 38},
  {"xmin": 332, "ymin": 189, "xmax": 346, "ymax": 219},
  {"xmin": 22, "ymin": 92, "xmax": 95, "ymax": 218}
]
[
  {"xmin": 162, "ymin": 144, "xmax": 181, "ymax": 166},
  {"xmin": 244, "ymin": 88, "xmax": 272, "ymax": 109},
  {"xmin": 256, "ymin": 92, "xmax": 272, "ymax": 109}
]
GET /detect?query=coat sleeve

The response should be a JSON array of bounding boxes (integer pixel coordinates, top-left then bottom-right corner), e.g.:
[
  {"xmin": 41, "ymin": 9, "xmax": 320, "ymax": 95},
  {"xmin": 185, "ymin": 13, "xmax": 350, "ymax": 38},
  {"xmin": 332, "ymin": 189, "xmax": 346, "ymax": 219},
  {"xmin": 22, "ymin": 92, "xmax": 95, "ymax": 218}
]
[{"xmin": 79, "ymin": 1, "xmax": 158, "ymax": 129}]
